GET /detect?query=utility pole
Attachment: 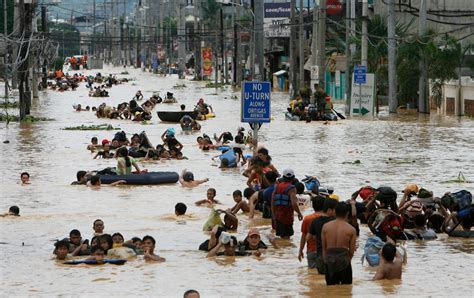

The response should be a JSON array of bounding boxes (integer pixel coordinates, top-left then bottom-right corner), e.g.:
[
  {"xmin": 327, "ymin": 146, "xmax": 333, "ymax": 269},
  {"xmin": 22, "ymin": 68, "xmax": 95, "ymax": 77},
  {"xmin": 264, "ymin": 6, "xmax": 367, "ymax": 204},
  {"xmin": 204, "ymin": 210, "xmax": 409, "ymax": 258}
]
[
  {"xmin": 11, "ymin": 1, "xmax": 19, "ymax": 89},
  {"xmin": 361, "ymin": 0, "xmax": 368, "ymax": 67},
  {"xmin": 92, "ymin": 0, "xmax": 96, "ymax": 57},
  {"xmin": 254, "ymin": 0, "xmax": 264, "ymax": 81},
  {"xmin": 122, "ymin": 0, "xmax": 127, "ymax": 66},
  {"xmin": 220, "ymin": 7, "xmax": 224, "ymax": 84},
  {"xmin": 233, "ymin": 6, "xmax": 238, "ymax": 86},
  {"xmin": 111, "ymin": 0, "xmax": 115, "ymax": 64},
  {"xmin": 18, "ymin": 0, "xmax": 33, "ymax": 119},
  {"xmin": 222, "ymin": 8, "xmax": 228, "ymax": 84},
  {"xmin": 236, "ymin": 4, "xmax": 242, "ymax": 85},
  {"xmin": 299, "ymin": 0, "xmax": 304, "ymax": 88},
  {"xmin": 311, "ymin": 0, "xmax": 318, "ymax": 66},
  {"xmin": 290, "ymin": 0, "xmax": 297, "ymax": 97},
  {"xmin": 387, "ymin": 0, "xmax": 397, "ymax": 113},
  {"xmin": 318, "ymin": 0, "xmax": 326, "ymax": 90},
  {"xmin": 345, "ymin": 0, "xmax": 351, "ymax": 113},
  {"xmin": 178, "ymin": 1, "xmax": 185, "ymax": 78},
  {"xmin": 418, "ymin": 0, "xmax": 428, "ymax": 113},
  {"xmin": 350, "ymin": 0, "xmax": 355, "ymax": 58},
  {"xmin": 194, "ymin": 0, "xmax": 201, "ymax": 80},
  {"xmin": 4, "ymin": 0, "xmax": 9, "ymax": 100},
  {"xmin": 41, "ymin": 5, "xmax": 48, "ymax": 88}
]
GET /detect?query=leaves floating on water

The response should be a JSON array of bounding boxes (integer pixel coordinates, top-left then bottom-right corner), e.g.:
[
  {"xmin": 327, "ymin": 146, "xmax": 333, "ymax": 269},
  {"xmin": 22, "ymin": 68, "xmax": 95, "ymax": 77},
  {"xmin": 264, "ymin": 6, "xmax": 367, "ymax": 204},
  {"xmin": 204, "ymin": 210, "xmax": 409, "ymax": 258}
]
[
  {"xmin": 204, "ymin": 82, "xmax": 227, "ymax": 88},
  {"xmin": 173, "ymin": 84, "xmax": 187, "ymax": 89},
  {"xmin": 0, "ymin": 114, "xmax": 54, "ymax": 122},
  {"xmin": 342, "ymin": 160, "xmax": 361, "ymax": 164},
  {"xmin": 441, "ymin": 172, "xmax": 471, "ymax": 184},
  {"xmin": 385, "ymin": 158, "xmax": 416, "ymax": 164},
  {"xmin": 63, "ymin": 124, "xmax": 120, "ymax": 131}
]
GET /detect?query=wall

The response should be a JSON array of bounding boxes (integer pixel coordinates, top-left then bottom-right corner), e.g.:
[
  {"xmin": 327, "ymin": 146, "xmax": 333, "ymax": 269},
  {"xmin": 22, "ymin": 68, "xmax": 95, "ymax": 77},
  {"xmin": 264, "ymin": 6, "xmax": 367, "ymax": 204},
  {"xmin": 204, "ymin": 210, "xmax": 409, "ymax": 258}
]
[{"xmin": 429, "ymin": 77, "xmax": 474, "ymax": 116}]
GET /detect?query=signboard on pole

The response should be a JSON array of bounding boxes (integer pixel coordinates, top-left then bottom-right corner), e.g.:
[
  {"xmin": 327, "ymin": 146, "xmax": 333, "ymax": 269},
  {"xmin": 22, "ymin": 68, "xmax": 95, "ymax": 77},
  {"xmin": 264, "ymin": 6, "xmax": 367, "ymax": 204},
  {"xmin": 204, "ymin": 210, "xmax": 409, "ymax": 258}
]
[
  {"xmin": 354, "ymin": 64, "xmax": 366, "ymax": 84},
  {"xmin": 350, "ymin": 73, "xmax": 375, "ymax": 116},
  {"xmin": 264, "ymin": 3, "xmax": 291, "ymax": 38},
  {"xmin": 202, "ymin": 48, "xmax": 213, "ymax": 76},
  {"xmin": 241, "ymin": 81, "xmax": 271, "ymax": 123}
]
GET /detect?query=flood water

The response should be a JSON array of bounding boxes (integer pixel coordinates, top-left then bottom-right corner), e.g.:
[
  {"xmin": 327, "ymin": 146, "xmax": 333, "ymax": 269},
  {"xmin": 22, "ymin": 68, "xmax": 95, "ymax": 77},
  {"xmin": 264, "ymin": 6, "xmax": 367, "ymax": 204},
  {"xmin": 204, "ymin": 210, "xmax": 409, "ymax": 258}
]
[{"xmin": 1, "ymin": 66, "xmax": 473, "ymax": 296}]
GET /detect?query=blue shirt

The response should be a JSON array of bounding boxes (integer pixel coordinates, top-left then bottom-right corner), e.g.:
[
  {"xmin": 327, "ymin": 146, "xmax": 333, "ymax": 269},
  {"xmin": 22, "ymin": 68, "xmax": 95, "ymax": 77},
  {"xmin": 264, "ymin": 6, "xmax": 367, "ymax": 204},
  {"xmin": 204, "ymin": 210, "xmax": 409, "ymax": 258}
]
[{"xmin": 262, "ymin": 184, "xmax": 276, "ymax": 205}]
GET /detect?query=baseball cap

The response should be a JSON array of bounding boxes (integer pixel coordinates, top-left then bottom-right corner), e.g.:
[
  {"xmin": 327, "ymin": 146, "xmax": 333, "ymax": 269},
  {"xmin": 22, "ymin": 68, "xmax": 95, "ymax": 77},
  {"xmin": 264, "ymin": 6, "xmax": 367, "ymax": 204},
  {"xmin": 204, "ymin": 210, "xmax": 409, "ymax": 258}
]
[
  {"xmin": 282, "ymin": 169, "xmax": 295, "ymax": 178},
  {"xmin": 247, "ymin": 228, "xmax": 260, "ymax": 237},
  {"xmin": 101, "ymin": 139, "xmax": 109, "ymax": 145}
]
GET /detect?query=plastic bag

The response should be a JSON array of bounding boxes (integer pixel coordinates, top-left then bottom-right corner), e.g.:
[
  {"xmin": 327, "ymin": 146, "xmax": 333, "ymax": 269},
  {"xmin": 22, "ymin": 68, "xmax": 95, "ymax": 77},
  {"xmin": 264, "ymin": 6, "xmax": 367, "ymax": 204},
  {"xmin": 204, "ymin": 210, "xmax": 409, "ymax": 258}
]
[{"xmin": 202, "ymin": 208, "xmax": 224, "ymax": 231}]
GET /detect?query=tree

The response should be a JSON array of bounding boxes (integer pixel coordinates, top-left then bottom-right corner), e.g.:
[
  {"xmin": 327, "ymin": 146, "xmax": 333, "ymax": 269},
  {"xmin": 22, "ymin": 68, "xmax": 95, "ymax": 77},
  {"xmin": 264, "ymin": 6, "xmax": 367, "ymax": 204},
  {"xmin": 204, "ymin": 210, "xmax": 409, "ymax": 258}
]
[
  {"xmin": 0, "ymin": 0, "xmax": 14, "ymax": 34},
  {"xmin": 396, "ymin": 31, "xmax": 467, "ymax": 107},
  {"xmin": 201, "ymin": 0, "xmax": 220, "ymax": 27}
]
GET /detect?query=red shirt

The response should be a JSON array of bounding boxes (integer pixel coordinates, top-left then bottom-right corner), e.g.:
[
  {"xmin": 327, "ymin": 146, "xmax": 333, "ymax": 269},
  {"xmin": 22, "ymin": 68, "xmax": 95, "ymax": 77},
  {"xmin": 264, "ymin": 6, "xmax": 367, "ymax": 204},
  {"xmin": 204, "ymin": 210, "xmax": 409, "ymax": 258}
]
[{"xmin": 301, "ymin": 212, "xmax": 323, "ymax": 252}]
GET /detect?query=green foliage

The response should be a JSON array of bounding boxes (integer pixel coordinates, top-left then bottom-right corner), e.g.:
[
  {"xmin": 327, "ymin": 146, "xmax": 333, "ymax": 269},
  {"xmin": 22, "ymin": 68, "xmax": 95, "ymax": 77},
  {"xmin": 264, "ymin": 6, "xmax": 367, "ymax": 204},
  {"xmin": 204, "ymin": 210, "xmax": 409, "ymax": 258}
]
[
  {"xmin": 63, "ymin": 124, "xmax": 119, "ymax": 131},
  {"xmin": 202, "ymin": 0, "xmax": 220, "ymax": 26},
  {"xmin": 0, "ymin": 114, "xmax": 54, "ymax": 122},
  {"xmin": 0, "ymin": 101, "xmax": 18, "ymax": 109},
  {"xmin": 396, "ymin": 31, "xmax": 467, "ymax": 104},
  {"xmin": 0, "ymin": 0, "xmax": 14, "ymax": 34},
  {"xmin": 351, "ymin": 15, "xmax": 412, "ymax": 95}
]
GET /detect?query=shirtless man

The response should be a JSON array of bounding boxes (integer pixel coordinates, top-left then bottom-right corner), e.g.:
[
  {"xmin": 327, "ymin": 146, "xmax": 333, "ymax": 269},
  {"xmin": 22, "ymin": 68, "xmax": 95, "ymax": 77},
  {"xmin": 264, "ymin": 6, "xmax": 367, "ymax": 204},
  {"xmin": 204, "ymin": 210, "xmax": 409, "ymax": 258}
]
[
  {"xmin": 179, "ymin": 169, "xmax": 209, "ymax": 188},
  {"xmin": 142, "ymin": 235, "xmax": 165, "ymax": 262},
  {"xmin": 373, "ymin": 243, "xmax": 403, "ymax": 280},
  {"xmin": 321, "ymin": 202, "xmax": 357, "ymax": 285}
]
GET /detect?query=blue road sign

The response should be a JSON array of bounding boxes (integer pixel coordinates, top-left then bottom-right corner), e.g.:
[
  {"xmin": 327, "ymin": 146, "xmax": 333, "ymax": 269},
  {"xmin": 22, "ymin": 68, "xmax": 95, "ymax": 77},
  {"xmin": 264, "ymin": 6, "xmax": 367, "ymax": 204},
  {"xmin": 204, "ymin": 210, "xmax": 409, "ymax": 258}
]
[
  {"xmin": 241, "ymin": 81, "xmax": 271, "ymax": 123},
  {"xmin": 354, "ymin": 65, "xmax": 366, "ymax": 84}
]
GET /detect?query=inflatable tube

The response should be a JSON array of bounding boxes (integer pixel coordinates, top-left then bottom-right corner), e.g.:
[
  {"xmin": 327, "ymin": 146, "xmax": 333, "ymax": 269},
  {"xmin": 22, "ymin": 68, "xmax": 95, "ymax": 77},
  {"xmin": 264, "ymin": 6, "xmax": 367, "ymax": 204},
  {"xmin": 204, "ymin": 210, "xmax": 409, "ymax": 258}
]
[
  {"xmin": 285, "ymin": 112, "xmax": 300, "ymax": 121},
  {"xmin": 219, "ymin": 149, "xmax": 237, "ymax": 167},
  {"xmin": 64, "ymin": 259, "xmax": 127, "ymax": 265},
  {"xmin": 99, "ymin": 171, "xmax": 179, "ymax": 185}
]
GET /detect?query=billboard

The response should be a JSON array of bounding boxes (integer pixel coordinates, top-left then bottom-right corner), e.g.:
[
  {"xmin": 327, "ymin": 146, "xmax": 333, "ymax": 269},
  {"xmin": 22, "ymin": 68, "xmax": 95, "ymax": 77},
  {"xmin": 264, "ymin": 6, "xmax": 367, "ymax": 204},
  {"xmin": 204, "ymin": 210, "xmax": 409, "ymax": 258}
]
[
  {"xmin": 202, "ymin": 48, "xmax": 213, "ymax": 76},
  {"xmin": 264, "ymin": 3, "xmax": 291, "ymax": 38}
]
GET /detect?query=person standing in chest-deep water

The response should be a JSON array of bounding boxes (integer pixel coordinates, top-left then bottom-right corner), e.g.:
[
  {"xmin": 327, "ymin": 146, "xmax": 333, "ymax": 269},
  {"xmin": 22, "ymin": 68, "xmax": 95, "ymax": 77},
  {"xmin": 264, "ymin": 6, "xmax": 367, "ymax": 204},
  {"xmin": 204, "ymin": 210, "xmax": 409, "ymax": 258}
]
[
  {"xmin": 271, "ymin": 169, "xmax": 303, "ymax": 239},
  {"xmin": 321, "ymin": 202, "xmax": 357, "ymax": 285}
]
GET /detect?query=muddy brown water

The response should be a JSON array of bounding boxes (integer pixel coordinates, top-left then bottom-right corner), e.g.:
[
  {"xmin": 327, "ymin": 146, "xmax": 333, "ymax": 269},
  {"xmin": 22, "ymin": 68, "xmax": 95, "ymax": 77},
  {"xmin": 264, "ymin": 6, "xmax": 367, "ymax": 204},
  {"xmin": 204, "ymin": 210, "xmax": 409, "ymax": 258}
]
[{"xmin": 1, "ymin": 66, "xmax": 473, "ymax": 296}]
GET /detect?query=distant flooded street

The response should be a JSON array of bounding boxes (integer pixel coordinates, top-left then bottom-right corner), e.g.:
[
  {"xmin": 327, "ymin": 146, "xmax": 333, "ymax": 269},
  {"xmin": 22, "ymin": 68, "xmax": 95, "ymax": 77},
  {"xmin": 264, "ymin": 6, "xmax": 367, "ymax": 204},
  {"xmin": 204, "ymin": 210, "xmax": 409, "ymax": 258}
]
[{"xmin": 1, "ymin": 66, "xmax": 473, "ymax": 296}]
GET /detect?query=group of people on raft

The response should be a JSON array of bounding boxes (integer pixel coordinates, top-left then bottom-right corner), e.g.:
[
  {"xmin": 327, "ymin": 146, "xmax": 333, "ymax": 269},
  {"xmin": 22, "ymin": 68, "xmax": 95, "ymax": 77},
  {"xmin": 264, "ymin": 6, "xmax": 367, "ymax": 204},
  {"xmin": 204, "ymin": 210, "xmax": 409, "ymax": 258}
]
[{"xmin": 287, "ymin": 84, "xmax": 339, "ymax": 122}]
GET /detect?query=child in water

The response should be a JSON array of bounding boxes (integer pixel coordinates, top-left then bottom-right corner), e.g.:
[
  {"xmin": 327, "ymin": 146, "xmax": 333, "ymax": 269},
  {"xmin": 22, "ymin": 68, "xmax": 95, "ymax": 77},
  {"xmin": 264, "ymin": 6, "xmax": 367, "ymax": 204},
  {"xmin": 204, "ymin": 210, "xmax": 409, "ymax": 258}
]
[
  {"xmin": 230, "ymin": 190, "xmax": 250, "ymax": 214},
  {"xmin": 195, "ymin": 188, "xmax": 220, "ymax": 206}
]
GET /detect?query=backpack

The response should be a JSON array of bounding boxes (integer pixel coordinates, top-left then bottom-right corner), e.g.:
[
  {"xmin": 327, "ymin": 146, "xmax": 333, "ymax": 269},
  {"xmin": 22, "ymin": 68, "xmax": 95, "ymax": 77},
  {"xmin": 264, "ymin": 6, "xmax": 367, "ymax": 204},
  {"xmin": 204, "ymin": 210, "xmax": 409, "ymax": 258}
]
[
  {"xmin": 452, "ymin": 190, "xmax": 472, "ymax": 210},
  {"xmin": 359, "ymin": 186, "xmax": 376, "ymax": 201},
  {"xmin": 302, "ymin": 176, "xmax": 320, "ymax": 193},
  {"xmin": 362, "ymin": 235, "xmax": 385, "ymax": 266},
  {"xmin": 380, "ymin": 214, "xmax": 404, "ymax": 239},
  {"xmin": 376, "ymin": 187, "xmax": 397, "ymax": 204}
]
